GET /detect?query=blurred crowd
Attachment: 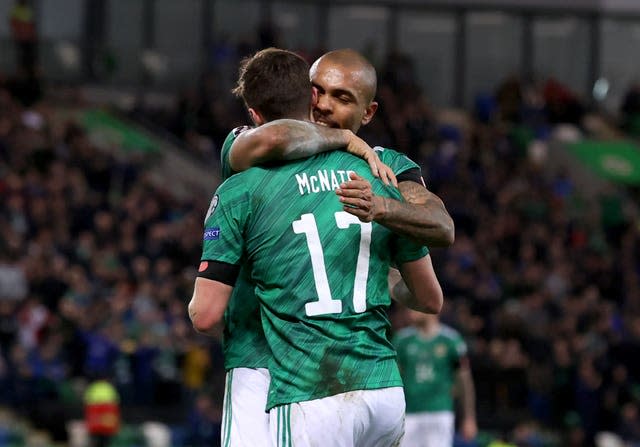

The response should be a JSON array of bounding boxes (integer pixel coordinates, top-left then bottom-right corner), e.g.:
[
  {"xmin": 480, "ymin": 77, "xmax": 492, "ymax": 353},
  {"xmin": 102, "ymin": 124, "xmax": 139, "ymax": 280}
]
[
  {"xmin": 0, "ymin": 74, "xmax": 225, "ymax": 445},
  {"xmin": 2, "ymin": 33, "xmax": 640, "ymax": 447}
]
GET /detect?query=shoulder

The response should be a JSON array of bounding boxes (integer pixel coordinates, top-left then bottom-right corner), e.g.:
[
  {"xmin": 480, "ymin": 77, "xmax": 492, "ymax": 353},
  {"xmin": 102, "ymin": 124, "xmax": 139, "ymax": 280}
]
[
  {"xmin": 232, "ymin": 125, "xmax": 252, "ymax": 137},
  {"xmin": 373, "ymin": 146, "xmax": 414, "ymax": 161},
  {"xmin": 222, "ymin": 126, "xmax": 252, "ymax": 150},
  {"xmin": 374, "ymin": 146, "xmax": 400, "ymax": 160},
  {"xmin": 439, "ymin": 323, "xmax": 462, "ymax": 340},
  {"xmin": 439, "ymin": 324, "xmax": 467, "ymax": 351},
  {"xmin": 374, "ymin": 146, "xmax": 420, "ymax": 174},
  {"xmin": 215, "ymin": 171, "xmax": 255, "ymax": 201}
]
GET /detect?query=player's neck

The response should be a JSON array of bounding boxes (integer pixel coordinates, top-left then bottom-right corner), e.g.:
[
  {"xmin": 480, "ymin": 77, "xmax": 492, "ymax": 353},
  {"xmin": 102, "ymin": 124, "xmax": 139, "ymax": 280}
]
[{"xmin": 417, "ymin": 321, "xmax": 439, "ymax": 337}]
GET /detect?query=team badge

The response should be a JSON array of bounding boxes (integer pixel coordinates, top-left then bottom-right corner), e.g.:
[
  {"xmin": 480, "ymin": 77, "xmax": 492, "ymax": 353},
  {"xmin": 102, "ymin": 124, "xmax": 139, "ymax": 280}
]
[
  {"xmin": 205, "ymin": 194, "xmax": 219, "ymax": 222},
  {"xmin": 233, "ymin": 125, "xmax": 251, "ymax": 137},
  {"xmin": 435, "ymin": 344, "xmax": 447, "ymax": 357}
]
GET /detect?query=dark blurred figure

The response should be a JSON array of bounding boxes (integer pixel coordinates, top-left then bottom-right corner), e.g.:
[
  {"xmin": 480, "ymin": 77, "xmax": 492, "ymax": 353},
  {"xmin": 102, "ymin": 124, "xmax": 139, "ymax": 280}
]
[
  {"xmin": 186, "ymin": 393, "xmax": 221, "ymax": 447},
  {"xmin": 9, "ymin": 0, "xmax": 37, "ymax": 74},
  {"xmin": 495, "ymin": 76, "xmax": 522, "ymax": 124},
  {"xmin": 543, "ymin": 78, "xmax": 585, "ymax": 126},
  {"xmin": 620, "ymin": 83, "xmax": 640, "ymax": 136}
]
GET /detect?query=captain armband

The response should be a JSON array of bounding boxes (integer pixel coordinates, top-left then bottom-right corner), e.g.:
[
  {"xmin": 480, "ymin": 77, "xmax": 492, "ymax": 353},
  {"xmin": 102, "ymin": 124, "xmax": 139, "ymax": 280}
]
[{"xmin": 197, "ymin": 260, "xmax": 241, "ymax": 286}]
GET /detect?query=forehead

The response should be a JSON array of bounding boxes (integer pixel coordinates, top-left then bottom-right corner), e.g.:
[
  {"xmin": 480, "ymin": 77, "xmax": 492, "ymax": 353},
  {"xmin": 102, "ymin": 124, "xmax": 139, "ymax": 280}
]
[{"xmin": 311, "ymin": 60, "xmax": 369, "ymax": 100}]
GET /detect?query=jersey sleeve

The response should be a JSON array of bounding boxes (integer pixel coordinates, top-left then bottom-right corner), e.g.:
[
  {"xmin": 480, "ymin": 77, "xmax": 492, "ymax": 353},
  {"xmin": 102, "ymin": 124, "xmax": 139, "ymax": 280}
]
[
  {"xmin": 220, "ymin": 126, "xmax": 252, "ymax": 181},
  {"xmin": 391, "ymin": 235, "xmax": 429, "ymax": 265},
  {"xmin": 453, "ymin": 333, "xmax": 468, "ymax": 358},
  {"xmin": 374, "ymin": 146, "xmax": 421, "ymax": 177},
  {"xmin": 449, "ymin": 330, "xmax": 469, "ymax": 369},
  {"xmin": 201, "ymin": 176, "xmax": 251, "ymax": 266}
]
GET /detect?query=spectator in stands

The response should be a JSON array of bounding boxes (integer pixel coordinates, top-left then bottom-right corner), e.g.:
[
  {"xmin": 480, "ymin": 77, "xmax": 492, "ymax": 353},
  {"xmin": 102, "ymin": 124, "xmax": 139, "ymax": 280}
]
[{"xmin": 620, "ymin": 83, "xmax": 640, "ymax": 136}]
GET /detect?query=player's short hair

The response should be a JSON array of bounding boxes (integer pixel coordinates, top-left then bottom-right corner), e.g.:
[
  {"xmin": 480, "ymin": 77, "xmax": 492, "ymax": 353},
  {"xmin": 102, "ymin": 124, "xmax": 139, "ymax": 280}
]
[{"xmin": 232, "ymin": 48, "xmax": 311, "ymax": 121}]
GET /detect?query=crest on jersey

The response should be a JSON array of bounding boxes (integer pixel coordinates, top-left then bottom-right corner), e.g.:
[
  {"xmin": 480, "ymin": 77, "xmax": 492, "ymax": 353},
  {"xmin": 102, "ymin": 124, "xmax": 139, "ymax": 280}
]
[
  {"xmin": 205, "ymin": 194, "xmax": 219, "ymax": 222},
  {"xmin": 435, "ymin": 344, "xmax": 447, "ymax": 358},
  {"xmin": 233, "ymin": 125, "xmax": 251, "ymax": 137}
]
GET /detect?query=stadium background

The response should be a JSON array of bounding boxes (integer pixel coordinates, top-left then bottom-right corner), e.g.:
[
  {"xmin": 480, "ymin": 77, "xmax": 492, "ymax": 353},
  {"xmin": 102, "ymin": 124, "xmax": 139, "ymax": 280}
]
[{"xmin": 1, "ymin": 0, "xmax": 640, "ymax": 446}]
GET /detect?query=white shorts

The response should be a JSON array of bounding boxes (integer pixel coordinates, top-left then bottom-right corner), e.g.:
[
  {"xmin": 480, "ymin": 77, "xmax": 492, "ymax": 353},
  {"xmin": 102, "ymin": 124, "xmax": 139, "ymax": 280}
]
[
  {"xmin": 221, "ymin": 367, "xmax": 271, "ymax": 447},
  {"xmin": 270, "ymin": 387, "xmax": 405, "ymax": 447},
  {"xmin": 401, "ymin": 411, "xmax": 454, "ymax": 447}
]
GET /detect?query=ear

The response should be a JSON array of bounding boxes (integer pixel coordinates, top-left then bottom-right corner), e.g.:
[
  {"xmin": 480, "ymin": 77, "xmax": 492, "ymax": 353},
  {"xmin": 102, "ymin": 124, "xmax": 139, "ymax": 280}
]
[
  {"xmin": 361, "ymin": 101, "xmax": 378, "ymax": 126},
  {"xmin": 311, "ymin": 86, "xmax": 319, "ymax": 108},
  {"xmin": 248, "ymin": 108, "xmax": 265, "ymax": 126}
]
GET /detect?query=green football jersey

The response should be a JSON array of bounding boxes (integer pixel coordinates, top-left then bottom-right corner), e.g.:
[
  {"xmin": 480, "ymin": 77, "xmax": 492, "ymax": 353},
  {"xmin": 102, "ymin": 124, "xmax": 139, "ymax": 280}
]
[
  {"xmin": 203, "ymin": 148, "xmax": 428, "ymax": 409},
  {"xmin": 393, "ymin": 324, "xmax": 468, "ymax": 413},
  {"xmin": 218, "ymin": 127, "xmax": 421, "ymax": 371},
  {"xmin": 218, "ymin": 127, "xmax": 270, "ymax": 370}
]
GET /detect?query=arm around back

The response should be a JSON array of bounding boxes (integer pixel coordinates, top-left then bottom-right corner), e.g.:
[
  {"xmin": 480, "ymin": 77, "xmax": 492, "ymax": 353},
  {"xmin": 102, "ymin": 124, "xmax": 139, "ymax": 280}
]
[
  {"xmin": 228, "ymin": 119, "xmax": 352, "ymax": 172},
  {"xmin": 391, "ymin": 255, "xmax": 443, "ymax": 314}
]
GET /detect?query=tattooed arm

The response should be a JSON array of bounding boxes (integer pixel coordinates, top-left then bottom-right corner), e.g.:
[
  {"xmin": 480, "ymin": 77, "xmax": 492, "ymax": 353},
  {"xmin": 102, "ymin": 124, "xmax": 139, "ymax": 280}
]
[
  {"xmin": 228, "ymin": 119, "xmax": 395, "ymax": 184},
  {"xmin": 376, "ymin": 181, "xmax": 454, "ymax": 247},
  {"xmin": 336, "ymin": 173, "xmax": 454, "ymax": 247}
]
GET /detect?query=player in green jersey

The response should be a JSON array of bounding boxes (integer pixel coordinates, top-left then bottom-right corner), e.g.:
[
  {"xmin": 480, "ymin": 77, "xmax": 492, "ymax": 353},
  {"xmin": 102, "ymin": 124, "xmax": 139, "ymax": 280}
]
[
  {"xmin": 189, "ymin": 48, "xmax": 442, "ymax": 447},
  {"xmin": 393, "ymin": 310, "xmax": 477, "ymax": 447},
  {"xmin": 214, "ymin": 49, "xmax": 451, "ymax": 446},
  {"xmin": 229, "ymin": 48, "xmax": 454, "ymax": 248}
]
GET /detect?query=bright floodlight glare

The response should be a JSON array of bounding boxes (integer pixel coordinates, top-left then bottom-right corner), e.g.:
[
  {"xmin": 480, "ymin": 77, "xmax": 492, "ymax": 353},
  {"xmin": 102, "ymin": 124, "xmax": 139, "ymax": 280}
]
[{"xmin": 593, "ymin": 78, "xmax": 610, "ymax": 101}]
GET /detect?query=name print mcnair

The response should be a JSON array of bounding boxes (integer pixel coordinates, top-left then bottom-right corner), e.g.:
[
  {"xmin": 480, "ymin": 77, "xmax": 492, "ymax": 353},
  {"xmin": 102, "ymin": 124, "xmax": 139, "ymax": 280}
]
[{"xmin": 295, "ymin": 169, "xmax": 355, "ymax": 196}]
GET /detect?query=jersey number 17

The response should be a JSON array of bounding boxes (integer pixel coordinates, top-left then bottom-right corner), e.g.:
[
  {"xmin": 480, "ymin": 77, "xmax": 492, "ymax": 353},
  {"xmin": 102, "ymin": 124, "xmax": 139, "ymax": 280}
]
[{"xmin": 293, "ymin": 212, "xmax": 371, "ymax": 317}]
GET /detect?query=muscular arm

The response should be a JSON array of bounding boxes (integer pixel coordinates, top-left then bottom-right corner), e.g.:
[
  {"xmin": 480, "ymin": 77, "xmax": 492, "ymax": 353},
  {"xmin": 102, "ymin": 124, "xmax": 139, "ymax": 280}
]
[
  {"xmin": 229, "ymin": 119, "xmax": 352, "ymax": 171},
  {"xmin": 336, "ymin": 173, "xmax": 454, "ymax": 246},
  {"xmin": 229, "ymin": 120, "xmax": 395, "ymax": 184},
  {"xmin": 391, "ymin": 257, "xmax": 443, "ymax": 314},
  {"xmin": 376, "ymin": 181, "xmax": 454, "ymax": 247},
  {"xmin": 188, "ymin": 277, "xmax": 233, "ymax": 336}
]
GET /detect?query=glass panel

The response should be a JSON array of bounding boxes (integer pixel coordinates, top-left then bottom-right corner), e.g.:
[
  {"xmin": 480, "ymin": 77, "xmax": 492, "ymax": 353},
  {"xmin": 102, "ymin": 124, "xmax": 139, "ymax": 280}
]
[
  {"xmin": 601, "ymin": 18, "xmax": 640, "ymax": 111},
  {"xmin": 107, "ymin": 0, "xmax": 144, "ymax": 84},
  {"xmin": 328, "ymin": 6, "xmax": 388, "ymax": 67},
  {"xmin": 398, "ymin": 12, "xmax": 456, "ymax": 107},
  {"xmin": 466, "ymin": 12, "xmax": 522, "ymax": 106},
  {"xmin": 0, "ymin": 0, "xmax": 14, "ymax": 72},
  {"xmin": 0, "ymin": 39, "xmax": 13, "ymax": 73},
  {"xmin": 272, "ymin": 2, "xmax": 318, "ymax": 53},
  {"xmin": 155, "ymin": 0, "xmax": 202, "ymax": 84},
  {"xmin": 40, "ymin": 0, "xmax": 83, "ymax": 39},
  {"xmin": 39, "ymin": 0, "xmax": 83, "ymax": 80},
  {"xmin": 0, "ymin": 0, "xmax": 13, "ymax": 37},
  {"xmin": 213, "ymin": 0, "xmax": 261, "ymax": 47},
  {"xmin": 533, "ymin": 16, "xmax": 590, "ymax": 96}
]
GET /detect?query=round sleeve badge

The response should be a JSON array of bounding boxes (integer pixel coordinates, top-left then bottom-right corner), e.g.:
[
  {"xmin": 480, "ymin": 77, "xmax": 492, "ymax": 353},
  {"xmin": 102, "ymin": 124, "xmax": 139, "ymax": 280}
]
[{"xmin": 205, "ymin": 194, "xmax": 219, "ymax": 222}]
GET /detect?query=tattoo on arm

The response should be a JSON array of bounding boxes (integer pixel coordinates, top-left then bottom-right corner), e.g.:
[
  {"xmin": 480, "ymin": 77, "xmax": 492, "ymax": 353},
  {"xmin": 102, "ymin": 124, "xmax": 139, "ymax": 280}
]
[
  {"xmin": 276, "ymin": 120, "xmax": 350, "ymax": 160},
  {"xmin": 229, "ymin": 119, "xmax": 349, "ymax": 171},
  {"xmin": 376, "ymin": 181, "xmax": 454, "ymax": 247}
]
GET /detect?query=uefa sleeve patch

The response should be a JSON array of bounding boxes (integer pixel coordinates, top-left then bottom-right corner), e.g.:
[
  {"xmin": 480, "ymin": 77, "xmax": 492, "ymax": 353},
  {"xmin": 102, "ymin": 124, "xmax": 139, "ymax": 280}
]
[{"xmin": 203, "ymin": 227, "xmax": 221, "ymax": 240}]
